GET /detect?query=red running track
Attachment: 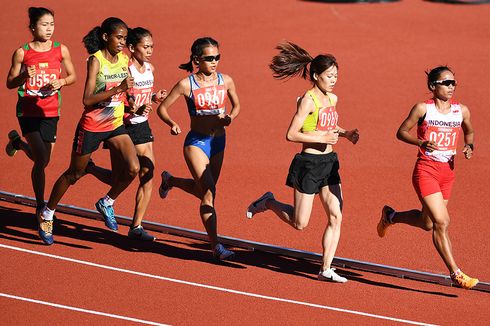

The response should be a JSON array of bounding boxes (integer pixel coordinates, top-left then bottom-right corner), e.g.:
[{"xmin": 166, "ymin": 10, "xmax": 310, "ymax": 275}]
[{"xmin": 1, "ymin": 0, "xmax": 489, "ymax": 324}]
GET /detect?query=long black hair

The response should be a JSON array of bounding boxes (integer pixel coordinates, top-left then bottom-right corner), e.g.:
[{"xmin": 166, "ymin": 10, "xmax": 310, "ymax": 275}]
[
  {"xmin": 179, "ymin": 37, "xmax": 219, "ymax": 72},
  {"xmin": 82, "ymin": 17, "xmax": 128, "ymax": 54},
  {"xmin": 270, "ymin": 41, "xmax": 338, "ymax": 82}
]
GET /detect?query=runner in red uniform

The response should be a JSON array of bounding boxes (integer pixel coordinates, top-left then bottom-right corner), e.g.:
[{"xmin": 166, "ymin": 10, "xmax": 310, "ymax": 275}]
[
  {"xmin": 38, "ymin": 17, "xmax": 139, "ymax": 245},
  {"xmin": 6, "ymin": 7, "xmax": 76, "ymax": 215},
  {"xmin": 246, "ymin": 42, "xmax": 359, "ymax": 283},
  {"xmin": 377, "ymin": 66, "xmax": 479, "ymax": 289},
  {"xmin": 156, "ymin": 37, "xmax": 240, "ymax": 260}
]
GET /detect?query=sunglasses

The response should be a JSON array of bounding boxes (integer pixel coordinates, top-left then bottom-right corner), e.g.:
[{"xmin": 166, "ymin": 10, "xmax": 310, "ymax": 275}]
[
  {"xmin": 201, "ymin": 54, "xmax": 221, "ymax": 62},
  {"xmin": 433, "ymin": 79, "xmax": 457, "ymax": 87}
]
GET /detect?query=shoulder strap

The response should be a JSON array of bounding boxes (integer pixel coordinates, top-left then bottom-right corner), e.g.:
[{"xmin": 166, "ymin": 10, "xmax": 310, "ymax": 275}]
[{"xmin": 307, "ymin": 90, "xmax": 322, "ymax": 109}]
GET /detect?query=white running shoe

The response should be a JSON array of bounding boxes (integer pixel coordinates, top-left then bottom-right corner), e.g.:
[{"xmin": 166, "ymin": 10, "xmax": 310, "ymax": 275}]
[
  {"xmin": 213, "ymin": 243, "xmax": 235, "ymax": 261},
  {"xmin": 159, "ymin": 171, "xmax": 173, "ymax": 199},
  {"xmin": 318, "ymin": 268, "xmax": 348, "ymax": 283},
  {"xmin": 246, "ymin": 192, "xmax": 274, "ymax": 219}
]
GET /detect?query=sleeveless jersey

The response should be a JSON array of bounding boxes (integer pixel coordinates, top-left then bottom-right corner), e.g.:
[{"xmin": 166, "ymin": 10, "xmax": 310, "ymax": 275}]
[
  {"xmin": 301, "ymin": 90, "xmax": 338, "ymax": 132},
  {"xmin": 16, "ymin": 41, "xmax": 62, "ymax": 117},
  {"xmin": 417, "ymin": 99, "xmax": 463, "ymax": 163},
  {"xmin": 79, "ymin": 50, "xmax": 129, "ymax": 132},
  {"xmin": 185, "ymin": 73, "xmax": 226, "ymax": 116},
  {"xmin": 124, "ymin": 62, "xmax": 154, "ymax": 125}
]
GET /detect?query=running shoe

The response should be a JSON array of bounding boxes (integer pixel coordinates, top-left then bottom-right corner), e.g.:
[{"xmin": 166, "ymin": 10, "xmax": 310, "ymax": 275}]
[
  {"xmin": 377, "ymin": 205, "xmax": 394, "ymax": 238},
  {"xmin": 318, "ymin": 268, "xmax": 348, "ymax": 283},
  {"xmin": 37, "ymin": 211, "xmax": 54, "ymax": 246},
  {"xmin": 213, "ymin": 243, "xmax": 235, "ymax": 261},
  {"xmin": 246, "ymin": 192, "xmax": 274, "ymax": 219},
  {"xmin": 95, "ymin": 198, "xmax": 118, "ymax": 231},
  {"xmin": 451, "ymin": 270, "xmax": 479, "ymax": 290},
  {"xmin": 158, "ymin": 171, "xmax": 173, "ymax": 199},
  {"xmin": 128, "ymin": 225, "xmax": 156, "ymax": 241},
  {"xmin": 6, "ymin": 130, "xmax": 20, "ymax": 157}
]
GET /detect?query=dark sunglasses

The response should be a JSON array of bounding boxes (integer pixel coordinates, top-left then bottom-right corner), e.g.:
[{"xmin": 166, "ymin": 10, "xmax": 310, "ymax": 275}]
[
  {"xmin": 201, "ymin": 54, "xmax": 221, "ymax": 62},
  {"xmin": 433, "ymin": 79, "xmax": 457, "ymax": 87}
]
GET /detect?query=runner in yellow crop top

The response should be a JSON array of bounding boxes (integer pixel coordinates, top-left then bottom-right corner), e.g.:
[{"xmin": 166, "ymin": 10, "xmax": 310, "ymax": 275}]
[
  {"xmin": 301, "ymin": 90, "xmax": 338, "ymax": 133},
  {"xmin": 247, "ymin": 42, "xmax": 359, "ymax": 283}
]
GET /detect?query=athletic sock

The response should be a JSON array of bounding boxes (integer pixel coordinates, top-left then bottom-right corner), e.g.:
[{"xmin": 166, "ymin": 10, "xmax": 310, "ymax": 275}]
[
  {"xmin": 102, "ymin": 195, "xmax": 114, "ymax": 206},
  {"xmin": 41, "ymin": 206, "xmax": 55, "ymax": 221}
]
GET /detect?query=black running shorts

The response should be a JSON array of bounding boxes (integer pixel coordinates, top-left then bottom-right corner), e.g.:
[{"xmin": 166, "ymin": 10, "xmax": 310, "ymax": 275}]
[
  {"xmin": 18, "ymin": 117, "xmax": 59, "ymax": 143},
  {"xmin": 286, "ymin": 152, "xmax": 341, "ymax": 194}
]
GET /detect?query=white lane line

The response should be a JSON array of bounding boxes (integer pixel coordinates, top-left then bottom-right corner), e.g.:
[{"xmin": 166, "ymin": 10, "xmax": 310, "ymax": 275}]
[
  {"xmin": 0, "ymin": 243, "xmax": 436, "ymax": 326},
  {"xmin": 0, "ymin": 293, "xmax": 169, "ymax": 325}
]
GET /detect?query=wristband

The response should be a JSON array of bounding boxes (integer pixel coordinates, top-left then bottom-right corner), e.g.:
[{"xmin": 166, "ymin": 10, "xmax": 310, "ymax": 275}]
[{"xmin": 465, "ymin": 143, "xmax": 474, "ymax": 151}]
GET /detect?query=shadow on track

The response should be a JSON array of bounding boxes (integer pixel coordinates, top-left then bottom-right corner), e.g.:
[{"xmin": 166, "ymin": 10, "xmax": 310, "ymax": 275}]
[{"xmin": 0, "ymin": 205, "xmax": 457, "ymax": 297}]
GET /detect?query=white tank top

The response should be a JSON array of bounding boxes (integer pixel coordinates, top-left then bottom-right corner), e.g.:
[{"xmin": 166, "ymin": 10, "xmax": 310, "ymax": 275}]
[
  {"xmin": 124, "ymin": 62, "xmax": 154, "ymax": 125},
  {"xmin": 417, "ymin": 99, "xmax": 463, "ymax": 163}
]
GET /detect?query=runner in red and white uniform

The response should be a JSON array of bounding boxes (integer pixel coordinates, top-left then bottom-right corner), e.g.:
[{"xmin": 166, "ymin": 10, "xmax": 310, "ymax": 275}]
[
  {"xmin": 246, "ymin": 42, "xmax": 359, "ymax": 283},
  {"xmin": 38, "ymin": 17, "xmax": 139, "ymax": 245},
  {"xmin": 156, "ymin": 37, "xmax": 240, "ymax": 260},
  {"xmin": 6, "ymin": 7, "xmax": 76, "ymax": 219},
  {"xmin": 86, "ymin": 27, "xmax": 166, "ymax": 241},
  {"xmin": 377, "ymin": 66, "xmax": 479, "ymax": 289}
]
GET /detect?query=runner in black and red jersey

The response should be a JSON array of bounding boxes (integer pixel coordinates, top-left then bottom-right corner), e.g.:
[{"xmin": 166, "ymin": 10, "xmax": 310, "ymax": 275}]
[
  {"xmin": 377, "ymin": 66, "xmax": 479, "ymax": 290},
  {"xmin": 156, "ymin": 37, "xmax": 240, "ymax": 261},
  {"xmin": 6, "ymin": 7, "xmax": 76, "ymax": 217}
]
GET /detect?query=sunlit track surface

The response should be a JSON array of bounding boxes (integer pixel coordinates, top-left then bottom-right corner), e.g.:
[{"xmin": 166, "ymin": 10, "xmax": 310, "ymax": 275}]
[{"xmin": 2, "ymin": 190, "xmax": 488, "ymax": 293}]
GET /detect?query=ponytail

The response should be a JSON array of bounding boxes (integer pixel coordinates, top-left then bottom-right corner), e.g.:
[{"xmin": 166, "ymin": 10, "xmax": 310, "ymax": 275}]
[
  {"xmin": 82, "ymin": 27, "xmax": 102, "ymax": 54},
  {"xmin": 270, "ymin": 42, "xmax": 313, "ymax": 80},
  {"xmin": 179, "ymin": 56, "xmax": 194, "ymax": 72},
  {"xmin": 270, "ymin": 41, "xmax": 338, "ymax": 82}
]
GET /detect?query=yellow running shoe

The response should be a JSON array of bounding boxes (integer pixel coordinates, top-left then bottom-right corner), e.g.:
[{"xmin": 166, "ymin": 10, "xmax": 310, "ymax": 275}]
[
  {"xmin": 451, "ymin": 270, "xmax": 479, "ymax": 290},
  {"xmin": 6, "ymin": 130, "xmax": 20, "ymax": 157},
  {"xmin": 377, "ymin": 205, "xmax": 394, "ymax": 238}
]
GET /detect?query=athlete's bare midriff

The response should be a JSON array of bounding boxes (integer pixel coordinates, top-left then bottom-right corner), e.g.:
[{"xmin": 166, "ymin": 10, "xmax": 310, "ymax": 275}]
[
  {"xmin": 190, "ymin": 114, "xmax": 226, "ymax": 136},
  {"xmin": 302, "ymin": 130, "xmax": 334, "ymax": 154}
]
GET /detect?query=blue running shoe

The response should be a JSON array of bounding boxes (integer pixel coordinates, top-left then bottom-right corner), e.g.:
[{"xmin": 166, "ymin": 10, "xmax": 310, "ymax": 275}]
[
  {"xmin": 95, "ymin": 198, "xmax": 118, "ymax": 231},
  {"xmin": 38, "ymin": 218, "xmax": 54, "ymax": 245}
]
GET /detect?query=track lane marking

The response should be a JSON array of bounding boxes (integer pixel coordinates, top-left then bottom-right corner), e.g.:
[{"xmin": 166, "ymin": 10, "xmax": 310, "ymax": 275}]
[
  {"xmin": 0, "ymin": 243, "xmax": 437, "ymax": 325},
  {"xmin": 0, "ymin": 293, "xmax": 169, "ymax": 325}
]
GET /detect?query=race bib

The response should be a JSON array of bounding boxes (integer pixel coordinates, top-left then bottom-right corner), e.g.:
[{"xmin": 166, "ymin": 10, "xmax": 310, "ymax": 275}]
[
  {"xmin": 427, "ymin": 125, "xmax": 459, "ymax": 153},
  {"xmin": 316, "ymin": 106, "xmax": 338, "ymax": 131},
  {"xmin": 25, "ymin": 67, "xmax": 60, "ymax": 97},
  {"xmin": 193, "ymin": 84, "xmax": 226, "ymax": 115},
  {"xmin": 131, "ymin": 87, "xmax": 153, "ymax": 108}
]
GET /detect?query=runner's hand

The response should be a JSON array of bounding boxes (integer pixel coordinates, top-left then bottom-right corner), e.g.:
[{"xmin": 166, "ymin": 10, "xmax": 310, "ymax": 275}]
[
  {"xmin": 25, "ymin": 65, "xmax": 36, "ymax": 79},
  {"xmin": 321, "ymin": 130, "xmax": 339, "ymax": 145},
  {"xmin": 462, "ymin": 144, "xmax": 473, "ymax": 159},
  {"xmin": 170, "ymin": 123, "xmax": 181, "ymax": 135},
  {"xmin": 120, "ymin": 77, "xmax": 135, "ymax": 91},
  {"xmin": 344, "ymin": 129, "xmax": 360, "ymax": 144},
  {"xmin": 420, "ymin": 140, "xmax": 438, "ymax": 152}
]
